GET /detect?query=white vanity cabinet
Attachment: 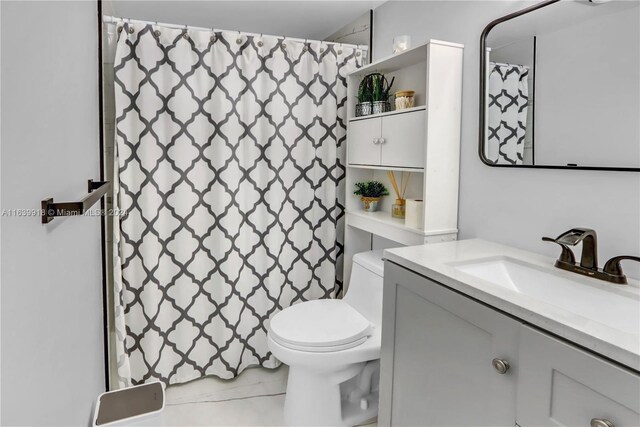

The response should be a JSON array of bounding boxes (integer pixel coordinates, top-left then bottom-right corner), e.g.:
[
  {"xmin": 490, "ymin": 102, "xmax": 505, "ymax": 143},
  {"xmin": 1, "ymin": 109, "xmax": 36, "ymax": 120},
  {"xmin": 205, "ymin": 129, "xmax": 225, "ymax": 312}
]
[
  {"xmin": 379, "ymin": 261, "xmax": 640, "ymax": 427},
  {"xmin": 347, "ymin": 109, "xmax": 425, "ymax": 168}
]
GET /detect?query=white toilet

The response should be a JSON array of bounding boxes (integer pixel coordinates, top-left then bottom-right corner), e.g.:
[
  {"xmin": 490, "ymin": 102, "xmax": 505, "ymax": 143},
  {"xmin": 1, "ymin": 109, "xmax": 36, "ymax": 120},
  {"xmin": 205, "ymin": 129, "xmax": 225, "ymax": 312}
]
[{"xmin": 267, "ymin": 250, "xmax": 384, "ymax": 426}]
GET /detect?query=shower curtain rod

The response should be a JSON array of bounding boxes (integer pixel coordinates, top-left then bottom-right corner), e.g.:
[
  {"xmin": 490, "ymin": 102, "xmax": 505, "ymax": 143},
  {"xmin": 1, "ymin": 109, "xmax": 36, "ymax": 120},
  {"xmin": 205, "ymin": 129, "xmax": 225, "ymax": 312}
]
[
  {"xmin": 103, "ymin": 15, "xmax": 370, "ymax": 52},
  {"xmin": 490, "ymin": 60, "xmax": 530, "ymax": 69}
]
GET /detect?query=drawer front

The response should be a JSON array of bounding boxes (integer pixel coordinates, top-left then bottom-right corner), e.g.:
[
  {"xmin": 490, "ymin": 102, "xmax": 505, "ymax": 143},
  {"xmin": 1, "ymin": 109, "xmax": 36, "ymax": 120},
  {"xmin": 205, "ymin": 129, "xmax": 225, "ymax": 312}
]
[
  {"xmin": 380, "ymin": 110, "xmax": 425, "ymax": 168},
  {"xmin": 517, "ymin": 326, "xmax": 640, "ymax": 427},
  {"xmin": 347, "ymin": 117, "xmax": 381, "ymax": 165}
]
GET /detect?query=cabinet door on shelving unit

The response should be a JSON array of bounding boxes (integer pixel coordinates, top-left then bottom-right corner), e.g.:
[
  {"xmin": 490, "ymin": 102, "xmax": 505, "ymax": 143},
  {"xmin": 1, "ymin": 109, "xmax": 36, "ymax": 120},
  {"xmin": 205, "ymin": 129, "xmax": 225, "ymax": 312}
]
[
  {"xmin": 516, "ymin": 326, "xmax": 640, "ymax": 427},
  {"xmin": 380, "ymin": 262, "xmax": 520, "ymax": 427},
  {"xmin": 347, "ymin": 118, "xmax": 381, "ymax": 166},
  {"xmin": 380, "ymin": 111, "xmax": 425, "ymax": 168}
]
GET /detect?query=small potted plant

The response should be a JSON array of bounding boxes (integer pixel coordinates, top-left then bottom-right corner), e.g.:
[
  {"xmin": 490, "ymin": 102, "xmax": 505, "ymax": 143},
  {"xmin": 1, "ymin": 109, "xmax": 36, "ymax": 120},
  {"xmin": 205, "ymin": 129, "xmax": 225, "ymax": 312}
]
[
  {"xmin": 355, "ymin": 76, "xmax": 373, "ymax": 117},
  {"xmin": 354, "ymin": 181, "xmax": 389, "ymax": 212},
  {"xmin": 370, "ymin": 73, "xmax": 395, "ymax": 114}
]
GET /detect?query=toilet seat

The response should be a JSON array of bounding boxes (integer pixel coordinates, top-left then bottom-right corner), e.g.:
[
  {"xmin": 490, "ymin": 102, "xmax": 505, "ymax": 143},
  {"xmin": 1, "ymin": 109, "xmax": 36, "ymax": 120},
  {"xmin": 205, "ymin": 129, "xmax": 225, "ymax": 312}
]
[{"xmin": 269, "ymin": 299, "xmax": 373, "ymax": 353}]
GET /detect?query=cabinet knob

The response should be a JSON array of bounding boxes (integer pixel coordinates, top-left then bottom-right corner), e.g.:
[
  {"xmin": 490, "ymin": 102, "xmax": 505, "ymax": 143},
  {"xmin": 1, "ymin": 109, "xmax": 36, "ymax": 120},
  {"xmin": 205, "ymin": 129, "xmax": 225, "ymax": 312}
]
[
  {"xmin": 591, "ymin": 419, "xmax": 614, "ymax": 427},
  {"xmin": 379, "ymin": 137, "xmax": 386, "ymax": 144},
  {"xmin": 491, "ymin": 358, "xmax": 510, "ymax": 374},
  {"xmin": 373, "ymin": 137, "xmax": 380, "ymax": 144}
]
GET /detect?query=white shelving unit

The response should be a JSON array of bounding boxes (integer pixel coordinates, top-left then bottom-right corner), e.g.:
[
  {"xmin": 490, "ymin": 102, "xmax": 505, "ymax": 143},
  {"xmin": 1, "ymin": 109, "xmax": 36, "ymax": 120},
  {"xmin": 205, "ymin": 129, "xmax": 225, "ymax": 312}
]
[{"xmin": 343, "ymin": 40, "xmax": 464, "ymax": 287}]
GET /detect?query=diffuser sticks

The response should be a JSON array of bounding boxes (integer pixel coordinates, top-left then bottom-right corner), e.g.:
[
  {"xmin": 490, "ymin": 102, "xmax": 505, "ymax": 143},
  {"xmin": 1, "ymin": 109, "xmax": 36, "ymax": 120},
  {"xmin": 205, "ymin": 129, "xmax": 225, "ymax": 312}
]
[{"xmin": 387, "ymin": 171, "xmax": 410, "ymax": 219}]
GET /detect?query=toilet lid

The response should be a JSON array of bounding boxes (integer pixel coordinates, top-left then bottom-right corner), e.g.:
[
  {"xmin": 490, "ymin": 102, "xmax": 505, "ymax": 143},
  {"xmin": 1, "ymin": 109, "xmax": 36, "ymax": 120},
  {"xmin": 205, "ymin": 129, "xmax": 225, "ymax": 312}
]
[{"xmin": 269, "ymin": 300, "xmax": 372, "ymax": 349}]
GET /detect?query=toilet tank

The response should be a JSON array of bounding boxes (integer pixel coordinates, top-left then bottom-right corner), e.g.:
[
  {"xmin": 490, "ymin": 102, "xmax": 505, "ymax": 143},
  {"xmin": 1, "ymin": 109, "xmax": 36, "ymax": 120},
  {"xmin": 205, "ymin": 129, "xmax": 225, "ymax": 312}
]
[{"xmin": 343, "ymin": 250, "xmax": 385, "ymax": 327}]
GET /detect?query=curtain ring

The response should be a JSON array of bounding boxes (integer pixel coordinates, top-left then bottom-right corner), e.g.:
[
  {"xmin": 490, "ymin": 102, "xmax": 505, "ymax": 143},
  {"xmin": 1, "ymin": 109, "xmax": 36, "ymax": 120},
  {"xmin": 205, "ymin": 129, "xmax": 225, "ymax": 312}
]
[
  {"xmin": 153, "ymin": 21, "xmax": 161, "ymax": 37},
  {"xmin": 210, "ymin": 28, "xmax": 216, "ymax": 43},
  {"xmin": 257, "ymin": 33, "xmax": 263, "ymax": 48},
  {"xmin": 303, "ymin": 39, "xmax": 308, "ymax": 52},
  {"xmin": 183, "ymin": 24, "xmax": 189, "ymax": 40},
  {"xmin": 126, "ymin": 18, "xmax": 134, "ymax": 34},
  {"xmin": 338, "ymin": 43, "xmax": 343, "ymax": 55}
]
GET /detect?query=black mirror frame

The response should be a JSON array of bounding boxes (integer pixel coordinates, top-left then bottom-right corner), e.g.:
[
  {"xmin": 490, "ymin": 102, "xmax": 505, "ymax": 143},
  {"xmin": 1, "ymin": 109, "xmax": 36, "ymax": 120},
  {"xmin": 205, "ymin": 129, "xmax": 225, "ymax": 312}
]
[{"xmin": 478, "ymin": 0, "xmax": 640, "ymax": 172}]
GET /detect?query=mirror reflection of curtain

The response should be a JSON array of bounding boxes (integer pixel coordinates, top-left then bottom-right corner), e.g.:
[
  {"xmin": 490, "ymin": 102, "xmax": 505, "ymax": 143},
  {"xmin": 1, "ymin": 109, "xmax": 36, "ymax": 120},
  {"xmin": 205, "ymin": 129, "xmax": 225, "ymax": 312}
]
[{"xmin": 487, "ymin": 62, "xmax": 529, "ymax": 165}]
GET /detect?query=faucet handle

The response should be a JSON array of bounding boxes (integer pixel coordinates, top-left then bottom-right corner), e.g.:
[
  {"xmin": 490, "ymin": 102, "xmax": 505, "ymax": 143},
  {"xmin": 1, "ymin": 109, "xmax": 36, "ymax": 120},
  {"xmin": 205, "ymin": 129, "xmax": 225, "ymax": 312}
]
[
  {"xmin": 603, "ymin": 255, "xmax": 640, "ymax": 284},
  {"xmin": 542, "ymin": 237, "xmax": 576, "ymax": 265}
]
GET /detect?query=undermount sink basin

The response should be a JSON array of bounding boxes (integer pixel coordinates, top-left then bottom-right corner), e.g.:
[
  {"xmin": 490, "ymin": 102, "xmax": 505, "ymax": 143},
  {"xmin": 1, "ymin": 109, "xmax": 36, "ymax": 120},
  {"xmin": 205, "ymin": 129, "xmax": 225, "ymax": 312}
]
[{"xmin": 453, "ymin": 257, "xmax": 640, "ymax": 335}]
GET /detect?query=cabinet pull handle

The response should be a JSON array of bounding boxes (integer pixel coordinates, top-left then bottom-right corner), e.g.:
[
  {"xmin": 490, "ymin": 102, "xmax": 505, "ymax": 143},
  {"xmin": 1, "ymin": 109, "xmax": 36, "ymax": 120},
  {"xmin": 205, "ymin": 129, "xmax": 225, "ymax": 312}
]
[
  {"xmin": 590, "ymin": 419, "xmax": 614, "ymax": 427},
  {"xmin": 491, "ymin": 358, "xmax": 510, "ymax": 374}
]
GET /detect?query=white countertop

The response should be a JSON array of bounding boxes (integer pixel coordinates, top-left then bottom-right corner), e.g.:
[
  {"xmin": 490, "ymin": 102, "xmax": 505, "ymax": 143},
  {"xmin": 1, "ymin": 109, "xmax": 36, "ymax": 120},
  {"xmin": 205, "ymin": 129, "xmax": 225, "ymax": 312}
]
[{"xmin": 384, "ymin": 239, "xmax": 640, "ymax": 371}]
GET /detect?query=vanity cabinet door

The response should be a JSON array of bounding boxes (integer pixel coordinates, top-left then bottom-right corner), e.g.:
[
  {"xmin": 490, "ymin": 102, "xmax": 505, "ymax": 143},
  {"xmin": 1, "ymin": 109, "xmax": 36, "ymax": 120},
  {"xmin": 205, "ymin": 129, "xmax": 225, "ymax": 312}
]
[
  {"xmin": 347, "ymin": 118, "xmax": 381, "ymax": 165},
  {"xmin": 517, "ymin": 326, "xmax": 640, "ymax": 427},
  {"xmin": 380, "ymin": 110, "xmax": 425, "ymax": 168},
  {"xmin": 380, "ymin": 262, "xmax": 520, "ymax": 427}
]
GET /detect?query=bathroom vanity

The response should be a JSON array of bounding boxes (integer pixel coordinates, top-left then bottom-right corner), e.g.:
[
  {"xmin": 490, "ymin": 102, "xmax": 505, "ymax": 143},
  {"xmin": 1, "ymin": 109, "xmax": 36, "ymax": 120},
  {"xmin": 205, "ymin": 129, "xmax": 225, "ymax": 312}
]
[{"xmin": 379, "ymin": 240, "xmax": 640, "ymax": 427}]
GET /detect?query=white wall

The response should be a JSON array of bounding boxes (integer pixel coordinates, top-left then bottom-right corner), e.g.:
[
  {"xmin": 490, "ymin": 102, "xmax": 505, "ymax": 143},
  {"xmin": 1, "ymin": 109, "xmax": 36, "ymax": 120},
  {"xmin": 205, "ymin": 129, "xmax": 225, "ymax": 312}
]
[
  {"xmin": 373, "ymin": 1, "xmax": 640, "ymax": 278},
  {"xmin": 1, "ymin": 1, "xmax": 105, "ymax": 425}
]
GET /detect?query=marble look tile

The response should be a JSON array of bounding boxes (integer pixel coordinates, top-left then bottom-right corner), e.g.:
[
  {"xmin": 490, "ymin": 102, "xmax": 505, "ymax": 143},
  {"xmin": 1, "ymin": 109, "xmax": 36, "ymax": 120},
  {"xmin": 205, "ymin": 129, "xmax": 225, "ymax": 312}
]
[
  {"xmin": 165, "ymin": 365, "xmax": 288, "ymax": 405},
  {"xmin": 157, "ymin": 366, "xmax": 379, "ymax": 426},
  {"xmin": 160, "ymin": 394, "xmax": 285, "ymax": 426}
]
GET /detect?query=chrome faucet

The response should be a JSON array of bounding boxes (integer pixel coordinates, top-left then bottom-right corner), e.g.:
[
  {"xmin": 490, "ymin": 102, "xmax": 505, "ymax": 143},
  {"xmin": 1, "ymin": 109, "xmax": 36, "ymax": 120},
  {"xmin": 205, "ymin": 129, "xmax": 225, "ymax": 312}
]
[{"xmin": 543, "ymin": 228, "xmax": 640, "ymax": 285}]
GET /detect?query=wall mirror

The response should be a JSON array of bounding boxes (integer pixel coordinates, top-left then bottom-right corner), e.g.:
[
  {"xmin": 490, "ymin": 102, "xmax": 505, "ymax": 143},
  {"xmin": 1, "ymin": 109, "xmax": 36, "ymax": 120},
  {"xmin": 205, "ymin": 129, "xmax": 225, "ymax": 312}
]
[{"xmin": 479, "ymin": 0, "xmax": 639, "ymax": 171}]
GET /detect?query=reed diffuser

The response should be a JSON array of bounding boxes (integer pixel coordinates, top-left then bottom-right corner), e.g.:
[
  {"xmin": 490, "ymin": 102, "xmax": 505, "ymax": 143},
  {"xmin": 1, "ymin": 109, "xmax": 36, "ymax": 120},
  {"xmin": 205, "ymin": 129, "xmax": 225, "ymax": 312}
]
[{"xmin": 387, "ymin": 171, "xmax": 411, "ymax": 219}]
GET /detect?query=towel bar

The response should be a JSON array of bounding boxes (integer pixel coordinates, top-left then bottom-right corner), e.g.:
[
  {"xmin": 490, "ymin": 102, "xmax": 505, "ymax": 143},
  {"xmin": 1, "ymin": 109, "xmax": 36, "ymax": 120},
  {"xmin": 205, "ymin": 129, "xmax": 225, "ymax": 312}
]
[{"xmin": 41, "ymin": 180, "xmax": 111, "ymax": 224}]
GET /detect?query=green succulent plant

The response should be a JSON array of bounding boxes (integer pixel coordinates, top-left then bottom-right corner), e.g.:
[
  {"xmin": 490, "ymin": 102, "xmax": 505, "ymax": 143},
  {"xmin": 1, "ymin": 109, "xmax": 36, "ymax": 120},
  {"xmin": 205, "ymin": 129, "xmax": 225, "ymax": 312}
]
[
  {"xmin": 357, "ymin": 77, "xmax": 373, "ymax": 103},
  {"xmin": 353, "ymin": 181, "xmax": 389, "ymax": 198},
  {"xmin": 357, "ymin": 73, "xmax": 395, "ymax": 103},
  {"xmin": 369, "ymin": 73, "xmax": 395, "ymax": 102}
]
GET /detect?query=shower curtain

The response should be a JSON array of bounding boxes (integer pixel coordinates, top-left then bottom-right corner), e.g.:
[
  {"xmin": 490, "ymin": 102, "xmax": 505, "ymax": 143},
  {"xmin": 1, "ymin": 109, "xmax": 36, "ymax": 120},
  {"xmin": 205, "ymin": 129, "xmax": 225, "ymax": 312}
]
[
  {"xmin": 487, "ymin": 62, "xmax": 529, "ymax": 165},
  {"xmin": 112, "ymin": 22, "xmax": 363, "ymax": 386}
]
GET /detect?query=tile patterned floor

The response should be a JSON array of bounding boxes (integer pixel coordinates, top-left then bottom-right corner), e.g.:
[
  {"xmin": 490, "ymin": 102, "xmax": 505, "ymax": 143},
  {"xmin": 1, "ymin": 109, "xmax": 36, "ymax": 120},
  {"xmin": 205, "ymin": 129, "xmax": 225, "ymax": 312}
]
[
  {"xmin": 160, "ymin": 365, "xmax": 378, "ymax": 426},
  {"xmin": 160, "ymin": 366, "xmax": 288, "ymax": 426}
]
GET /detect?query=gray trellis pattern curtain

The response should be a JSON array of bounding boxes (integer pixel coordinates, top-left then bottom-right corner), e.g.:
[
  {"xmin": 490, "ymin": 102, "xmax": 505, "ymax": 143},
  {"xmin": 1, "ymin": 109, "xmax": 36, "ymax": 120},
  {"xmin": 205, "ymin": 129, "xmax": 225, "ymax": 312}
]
[
  {"xmin": 487, "ymin": 62, "xmax": 529, "ymax": 165},
  {"xmin": 112, "ymin": 22, "xmax": 362, "ymax": 386}
]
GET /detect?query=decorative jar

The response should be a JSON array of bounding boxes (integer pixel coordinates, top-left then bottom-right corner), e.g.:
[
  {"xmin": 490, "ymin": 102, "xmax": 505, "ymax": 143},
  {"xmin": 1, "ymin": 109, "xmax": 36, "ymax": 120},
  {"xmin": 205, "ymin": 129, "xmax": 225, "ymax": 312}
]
[
  {"xmin": 393, "ymin": 35, "xmax": 411, "ymax": 54},
  {"xmin": 395, "ymin": 91, "xmax": 415, "ymax": 110},
  {"xmin": 392, "ymin": 199, "xmax": 406, "ymax": 219}
]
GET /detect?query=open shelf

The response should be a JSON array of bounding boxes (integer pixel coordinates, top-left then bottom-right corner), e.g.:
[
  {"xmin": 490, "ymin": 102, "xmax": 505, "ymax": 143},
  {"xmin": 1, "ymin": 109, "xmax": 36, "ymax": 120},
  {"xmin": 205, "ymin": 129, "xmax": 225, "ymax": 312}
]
[
  {"xmin": 348, "ymin": 40, "xmax": 464, "ymax": 77},
  {"xmin": 346, "ymin": 210, "xmax": 459, "ymax": 246},
  {"xmin": 347, "ymin": 164, "xmax": 424, "ymax": 172},
  {"xmin": 349, "ymin": 105, "xmax": 426, "ymax": 122},
  {"xmin": 346, "ymin": 210, "xmax": 426, "ymax": 246}
]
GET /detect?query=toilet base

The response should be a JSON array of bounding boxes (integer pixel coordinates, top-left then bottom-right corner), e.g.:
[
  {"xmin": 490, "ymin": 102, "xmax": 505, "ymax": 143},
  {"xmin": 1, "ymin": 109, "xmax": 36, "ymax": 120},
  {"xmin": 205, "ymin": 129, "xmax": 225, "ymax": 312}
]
[{"xmin": 283, "ymin": 361, "xmax": 380, "ymax": 427}]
